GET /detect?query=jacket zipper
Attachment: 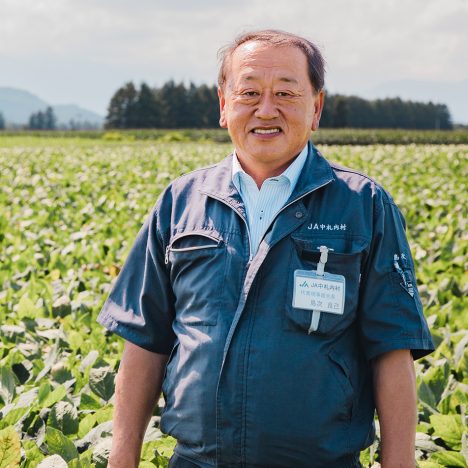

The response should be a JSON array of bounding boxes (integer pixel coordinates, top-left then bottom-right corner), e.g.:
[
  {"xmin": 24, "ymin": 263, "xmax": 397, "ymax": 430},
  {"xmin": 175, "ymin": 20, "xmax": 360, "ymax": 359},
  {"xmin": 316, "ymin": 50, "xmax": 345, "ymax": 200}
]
[
  {"xmin": 211, "ymin": 180, "xmax": 333, "ymax": 465},
  {"xmin": 164, "ymin": 232, "xmax": 221, "ymax": 265}
]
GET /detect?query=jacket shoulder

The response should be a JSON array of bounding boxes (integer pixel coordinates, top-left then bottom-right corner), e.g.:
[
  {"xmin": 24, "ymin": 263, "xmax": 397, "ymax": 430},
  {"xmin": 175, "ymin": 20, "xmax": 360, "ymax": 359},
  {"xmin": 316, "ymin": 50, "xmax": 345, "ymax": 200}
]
[
  {"xmin": 327, "ymin": 160, "xmax": 395, "ymax": 206},
  {"xmin": 173, "ymin": 161, "xmax": 222, "ymax": 184}
]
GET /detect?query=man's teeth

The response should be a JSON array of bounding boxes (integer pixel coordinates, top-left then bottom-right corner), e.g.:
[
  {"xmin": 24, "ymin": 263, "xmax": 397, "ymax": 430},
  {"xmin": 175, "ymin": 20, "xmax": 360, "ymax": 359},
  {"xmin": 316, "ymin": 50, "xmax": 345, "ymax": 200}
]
[{"xmin": 253, "ymin": 128, "xmax": 280, "ymax": 134}]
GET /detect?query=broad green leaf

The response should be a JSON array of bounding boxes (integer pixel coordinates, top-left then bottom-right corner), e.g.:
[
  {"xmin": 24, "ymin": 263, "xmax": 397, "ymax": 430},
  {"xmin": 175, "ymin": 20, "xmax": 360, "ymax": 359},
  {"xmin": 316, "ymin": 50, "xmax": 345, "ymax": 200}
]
[
  {"xmin": 77, "ymin": 414, "xmax": 97, "ymax": 439},
  {"xmin": 45, "ymin": 427, "xmax": 79, "ymax": 462},
  {"xmin": 140, "ymin": 439, "xmax": 173, "ymax": 466},
  {"xmin": 153, "ymin": 436, "xmax": 176, "ymax": 457},
  {"xmin": 0, "ymin": 407, "xmax": 29, "ymax": 428},
  {"xmin": 418, "ymin": 462, "xmax": 445, "ymax": 468},
  {"xmin": 35, "ymin": 342, "xmax": 60, "ymax": 382},
  {"xmin": 0, "ymin": 367, "xmax": 17, "ymax": 405},
  {"xmin": 457, "ymin": 349, "xmax": 468, "ymax": 381},
  {"xmin": 77, "ymin": 421, "xmax": 112, "ymax": 448},
  {"xmin": 79, "ymin": 393, "xmax": 101, "ymax": 410},
  {"xmin": 68, "ymin": 457, "xmax": 92, "ymax": 468},
  {"xmin": 67, "ymin": 331, "xmax": 84, "ymax": 351},
  {"xmin": 89, "ymin": 367, "xmax": 115, "ymax": 402},
  {"xmin": 420, "ymin": 360, "xmax": 450, "ymax": 407},
  {"xmin": 417, "ymin": 421, "xmax": 433, "ymax": 433},
  {"xmin": 77, "ymin": 450, "xmax": 94, "ymax": 465},
  {"xmin": 94, "ymin": 406, "xmax": 113, "ymax": 424},
  {"xmin": 23, "ymin": 441, "xmax": 45, "ymax": 466},
  {"xmin": 419, "ymin": 380, "xmax": 438, "ymax": 411},
  {"xmin": 141, "ymin": 442, "xmax": 158, "ymax": 461},
  {"xmin": 17, "ymin": 295, "xmax": 40, "ymax": 319},
  {"xmin": 430, "ymin": 414, "xmax": 465, "ymax": 450},
  {"xmin": 430, "ymin": 450, "xmax": 468, "ymax": 467},
  {"xmin": 359, "ymin": 448, "xmax": 371, "ymax": 467},
  {"xmin": 438, "ymin": 387, "xmax": 468, "ymax": 414},
  {"xmin": 52, "ymin": 295, "xmax": 72, "ymax": 318},
  {"xmin": 454, "ymin": 334, "xmax": 468, "ymax": 366},
  {"xmin": 50, "ymin": 362, "xmax": 73, "ymax": 384},
  {"xmin": 139, "ymin": 462, "xmax": 157, "ymax": 468},
  {"xmin": 0, "ymin": 426, "xmax": 21, "ymax": 468},
  {"xmin": 37, "ymin": 382, "xmax": 52, "ymax": 404},
  {"xmin": 48, "ymin": 401, "xmax": 79, "ymax": 435},
  {"xmin": 462, "ymin": 432, "xmax": 468, "ymax": 465},
  {"xmin": 41, "ymin": 385, "xmax": 67, "ymax": 408}
]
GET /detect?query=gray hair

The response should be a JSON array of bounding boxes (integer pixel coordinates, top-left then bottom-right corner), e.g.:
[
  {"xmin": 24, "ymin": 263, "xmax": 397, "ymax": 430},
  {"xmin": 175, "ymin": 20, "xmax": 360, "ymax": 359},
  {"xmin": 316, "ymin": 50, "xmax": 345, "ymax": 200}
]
[{"xmin": 217, "ymin": 29, "xmax": 326, "ymax": 93}]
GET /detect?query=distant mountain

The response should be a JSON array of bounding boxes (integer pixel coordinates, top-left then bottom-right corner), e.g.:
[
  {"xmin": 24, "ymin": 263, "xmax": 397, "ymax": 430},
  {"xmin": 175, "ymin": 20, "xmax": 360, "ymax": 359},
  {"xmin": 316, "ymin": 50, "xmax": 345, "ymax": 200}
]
[
  {"xmin": 51, "ymin": 104, "xmax": 104, "ymax": 128},
  {"xmin": 0, "ymin": 88, "xmax": 49, "ymax": 124},
  {"xmin": 362, "ymin": 79, "xmax": 468, "ymax": 125},
  {"xmin": 0, "ymin": 87, "xmax": 104, "ymax": 128}
]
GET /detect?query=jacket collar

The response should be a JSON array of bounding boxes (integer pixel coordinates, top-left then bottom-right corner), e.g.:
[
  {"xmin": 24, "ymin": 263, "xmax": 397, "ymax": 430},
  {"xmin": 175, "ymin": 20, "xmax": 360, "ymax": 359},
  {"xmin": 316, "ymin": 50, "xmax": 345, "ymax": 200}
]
[{"xmin": 199, "ymin": 142, "xmax": 335, "ymax": 209}]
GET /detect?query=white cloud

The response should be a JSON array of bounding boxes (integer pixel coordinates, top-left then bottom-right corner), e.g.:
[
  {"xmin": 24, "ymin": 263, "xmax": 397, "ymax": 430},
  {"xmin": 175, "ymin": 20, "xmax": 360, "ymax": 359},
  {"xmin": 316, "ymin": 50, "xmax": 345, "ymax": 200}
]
[{"xmin": 0, "ymin": 0, "xmax": 466, "ymax": 114}]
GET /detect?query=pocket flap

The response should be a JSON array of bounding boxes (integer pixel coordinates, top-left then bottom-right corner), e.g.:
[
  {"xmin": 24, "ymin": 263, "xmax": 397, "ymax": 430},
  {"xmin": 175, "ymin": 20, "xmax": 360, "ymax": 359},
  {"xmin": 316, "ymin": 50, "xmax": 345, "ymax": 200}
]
[{"xmin": 291, "ymin": 234, "xmax": 368, "ymax": 257}]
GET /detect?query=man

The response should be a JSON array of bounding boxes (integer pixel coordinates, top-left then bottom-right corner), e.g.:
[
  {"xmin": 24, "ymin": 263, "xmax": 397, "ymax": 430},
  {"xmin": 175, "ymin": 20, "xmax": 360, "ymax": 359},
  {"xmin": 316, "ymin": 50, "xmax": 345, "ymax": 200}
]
[{"xmin": 98, "ymin": 30, "xmax": 434, "ymax": 467}]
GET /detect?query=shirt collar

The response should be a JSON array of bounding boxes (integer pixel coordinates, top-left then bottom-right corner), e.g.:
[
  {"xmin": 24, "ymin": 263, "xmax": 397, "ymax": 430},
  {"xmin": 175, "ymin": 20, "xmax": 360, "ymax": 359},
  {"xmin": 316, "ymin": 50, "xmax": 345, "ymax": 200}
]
[
  {"xmin": 198, "ymin": 144, "xmax": 334, "ymax": 214},
  {"xmin": 231, "ymin": 143, "xmax": 310, "ymax": 194}
]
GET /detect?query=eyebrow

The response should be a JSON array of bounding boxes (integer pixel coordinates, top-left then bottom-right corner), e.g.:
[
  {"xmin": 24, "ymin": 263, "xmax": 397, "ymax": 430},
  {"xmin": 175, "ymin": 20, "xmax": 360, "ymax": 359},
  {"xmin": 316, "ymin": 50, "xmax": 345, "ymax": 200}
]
[{"xmin": 242, "ymin": 75, "xmax": 299, "ymax": 85}]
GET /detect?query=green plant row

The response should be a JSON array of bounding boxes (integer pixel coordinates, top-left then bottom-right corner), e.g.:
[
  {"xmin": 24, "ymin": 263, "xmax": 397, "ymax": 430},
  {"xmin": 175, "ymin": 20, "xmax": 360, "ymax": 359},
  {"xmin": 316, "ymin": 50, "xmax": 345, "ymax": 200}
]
[{"xmin": 1, "ymin": 128, "xmax": 468, "ymax": 145}]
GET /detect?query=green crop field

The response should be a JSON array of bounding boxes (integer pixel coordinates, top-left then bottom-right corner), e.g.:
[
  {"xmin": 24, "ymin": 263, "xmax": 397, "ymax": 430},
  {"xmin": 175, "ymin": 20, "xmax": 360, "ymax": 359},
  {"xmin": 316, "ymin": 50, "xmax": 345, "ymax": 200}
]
[{"xmin": 0, "ymin": 137, "xmax": 467, "ymax": 467}]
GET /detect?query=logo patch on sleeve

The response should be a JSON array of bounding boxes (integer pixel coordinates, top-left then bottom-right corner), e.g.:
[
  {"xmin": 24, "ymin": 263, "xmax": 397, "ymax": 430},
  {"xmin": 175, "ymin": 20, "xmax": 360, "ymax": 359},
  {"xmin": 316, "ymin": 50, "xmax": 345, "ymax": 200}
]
[{"xmin": 394, "ymin": 253, "xmax": 415, "ymax": 297}]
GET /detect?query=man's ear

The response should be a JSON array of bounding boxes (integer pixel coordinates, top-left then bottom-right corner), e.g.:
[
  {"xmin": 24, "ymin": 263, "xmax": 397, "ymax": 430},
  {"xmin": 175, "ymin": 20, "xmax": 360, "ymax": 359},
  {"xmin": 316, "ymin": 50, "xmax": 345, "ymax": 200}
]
[
  {"xmin": 311, "ymin": 89, "xmax": 325, "ymax": 131},
  {"xmin": 218, "ymin": 87, "xmax": 228, "ymax": 129}
]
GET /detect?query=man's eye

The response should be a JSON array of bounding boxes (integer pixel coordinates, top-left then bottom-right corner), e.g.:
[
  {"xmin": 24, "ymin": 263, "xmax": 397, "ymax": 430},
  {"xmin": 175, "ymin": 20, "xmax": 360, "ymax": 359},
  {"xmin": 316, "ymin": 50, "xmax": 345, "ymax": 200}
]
[
  {"xmin": 243, "ymin": 91, "xmax": 259, "ymax": 97},
  {"xmin": 276, "ymin": 92, "xmax": 291, "ymax": 97}
]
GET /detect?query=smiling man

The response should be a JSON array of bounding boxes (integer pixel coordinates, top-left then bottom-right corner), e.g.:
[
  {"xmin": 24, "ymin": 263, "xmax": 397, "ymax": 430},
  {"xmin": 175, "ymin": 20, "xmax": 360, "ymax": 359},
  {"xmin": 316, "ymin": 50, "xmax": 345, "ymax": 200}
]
[
  {"xmin": 218, "ymin": 39, "xmax": 322, "ymax": 187},
  {"xmin": 98, "ymin": 30, "xmax": 434, "ymax": 468}
]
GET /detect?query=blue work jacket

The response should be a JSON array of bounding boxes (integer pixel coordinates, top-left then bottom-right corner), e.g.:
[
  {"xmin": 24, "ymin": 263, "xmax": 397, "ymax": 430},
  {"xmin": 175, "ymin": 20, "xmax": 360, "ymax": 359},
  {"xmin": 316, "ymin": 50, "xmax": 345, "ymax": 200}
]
[{"xmin": 98, "ymin": 143, "xmax": 434, "ymax": 467}]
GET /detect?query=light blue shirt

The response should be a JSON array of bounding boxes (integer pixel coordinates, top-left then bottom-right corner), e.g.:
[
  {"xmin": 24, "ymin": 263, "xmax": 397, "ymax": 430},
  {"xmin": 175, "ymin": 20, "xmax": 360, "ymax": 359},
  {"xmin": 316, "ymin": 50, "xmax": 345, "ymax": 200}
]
[{"xmin": 232, "ymin": 144, "xmax": 309, "ymax": 258}]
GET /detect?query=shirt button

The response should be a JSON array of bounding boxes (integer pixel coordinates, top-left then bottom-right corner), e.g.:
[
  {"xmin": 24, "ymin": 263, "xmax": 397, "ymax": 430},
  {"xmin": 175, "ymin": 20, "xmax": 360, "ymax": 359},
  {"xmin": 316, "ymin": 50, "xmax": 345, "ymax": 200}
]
[{"xmin": 295, "ymin": 211, "xmax": 303, "ymax": 218}]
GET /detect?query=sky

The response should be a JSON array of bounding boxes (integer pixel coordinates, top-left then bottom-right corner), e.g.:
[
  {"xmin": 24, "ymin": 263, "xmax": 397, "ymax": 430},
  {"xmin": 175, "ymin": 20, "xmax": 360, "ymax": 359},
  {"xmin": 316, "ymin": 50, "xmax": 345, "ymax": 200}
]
[{"xmin": 1, "ymin": 0, "xmax": 467, "ymax": 120}]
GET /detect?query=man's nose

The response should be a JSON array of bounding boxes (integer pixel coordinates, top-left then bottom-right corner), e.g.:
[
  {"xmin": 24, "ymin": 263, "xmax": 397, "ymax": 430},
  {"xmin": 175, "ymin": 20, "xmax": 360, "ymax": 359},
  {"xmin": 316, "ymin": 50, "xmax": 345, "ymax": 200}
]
[{"xmin": 255, "ymin": 92, "xmax": 279, "ymax": 119}]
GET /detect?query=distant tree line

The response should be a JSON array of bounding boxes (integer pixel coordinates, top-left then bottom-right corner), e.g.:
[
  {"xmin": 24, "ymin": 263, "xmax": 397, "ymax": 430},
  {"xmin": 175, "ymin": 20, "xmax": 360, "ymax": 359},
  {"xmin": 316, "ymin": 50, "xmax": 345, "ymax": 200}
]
[
  {"xmin": 106, "ymin": 82, "xmax": 219, "ymax": 129},
  {"xmin": 0, "ymin": 108, "xmax": 100, "ymax": 130},
  {"xmin": 28, "ymin": 107, "xmax": 57, "ymax": 130},
  {"xmin": 320, "ymin": 95, "xmax": 452, "ymax": 130},
  {"xmin": 106, "ymin": 81, "xmax": 453, "ymax": 130}
]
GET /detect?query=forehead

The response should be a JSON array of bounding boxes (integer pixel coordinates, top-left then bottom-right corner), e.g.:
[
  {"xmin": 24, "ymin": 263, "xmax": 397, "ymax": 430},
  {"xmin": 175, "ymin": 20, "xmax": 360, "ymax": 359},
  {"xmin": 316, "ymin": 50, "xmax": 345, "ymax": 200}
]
[{"xmin": 227, "ymin": 41, "xmax": 309, "ymax": 83}]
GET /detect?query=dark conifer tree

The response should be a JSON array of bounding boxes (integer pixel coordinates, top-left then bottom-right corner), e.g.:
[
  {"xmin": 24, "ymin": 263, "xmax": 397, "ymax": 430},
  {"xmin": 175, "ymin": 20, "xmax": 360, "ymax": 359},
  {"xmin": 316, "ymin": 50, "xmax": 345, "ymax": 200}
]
[
  {"xmin": 105, "ymin": 82, "xmax": 139, "ymax": 128},
  {"xmin": 134, "ymin": 83, "xmax": 162, "ymax": 128},
  {"xmin": 44, "ymin": 107, "xmax": 56, "ymax": 130}
]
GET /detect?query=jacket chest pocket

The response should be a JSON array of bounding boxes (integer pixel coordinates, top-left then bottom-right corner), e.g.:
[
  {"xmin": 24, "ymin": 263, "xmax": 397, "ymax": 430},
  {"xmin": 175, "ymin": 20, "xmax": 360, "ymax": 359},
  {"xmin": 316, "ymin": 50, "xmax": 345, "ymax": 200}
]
[
  {"xmin": 167, "ymin": 231, "xmax": 227, "ymax": 326},
  {"xmin": 284, "ymin": 235, "xmax": 368, "ymax": 336}
]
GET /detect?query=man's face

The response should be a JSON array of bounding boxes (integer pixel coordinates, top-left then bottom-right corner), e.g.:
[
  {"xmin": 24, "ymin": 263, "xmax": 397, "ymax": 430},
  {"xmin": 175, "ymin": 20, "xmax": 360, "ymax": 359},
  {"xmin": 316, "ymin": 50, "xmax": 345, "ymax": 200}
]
[{"xmin": 218, "ymin": 41, "xmax": 324, "ymax": 171}]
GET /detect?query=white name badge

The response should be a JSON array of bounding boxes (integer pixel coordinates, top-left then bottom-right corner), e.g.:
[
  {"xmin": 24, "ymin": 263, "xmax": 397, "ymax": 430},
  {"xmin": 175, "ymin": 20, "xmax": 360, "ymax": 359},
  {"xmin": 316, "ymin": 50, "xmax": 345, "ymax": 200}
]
[{"xmin": 292, "ymin": 270, "xmax": 346, "ymax": 315}]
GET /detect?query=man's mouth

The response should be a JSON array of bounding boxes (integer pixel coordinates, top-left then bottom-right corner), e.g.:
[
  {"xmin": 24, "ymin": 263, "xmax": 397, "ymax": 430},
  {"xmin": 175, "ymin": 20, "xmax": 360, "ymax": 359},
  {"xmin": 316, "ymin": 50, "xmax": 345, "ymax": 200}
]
[{"xmin": 252, "ymin": 128, "xmax": 281, "ymax": 135}]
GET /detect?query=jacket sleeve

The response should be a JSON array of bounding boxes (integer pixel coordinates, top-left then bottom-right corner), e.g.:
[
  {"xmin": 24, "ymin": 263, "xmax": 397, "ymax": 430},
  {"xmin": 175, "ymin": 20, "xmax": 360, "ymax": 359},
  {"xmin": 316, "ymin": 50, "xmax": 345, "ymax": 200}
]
[
  {"xmin": 97, "ymin": 207, "xmax": 176, "ymax": 354},
  {"xmin": 357, "ymin": 189, "xmax": 434, "ymax": 361}
]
